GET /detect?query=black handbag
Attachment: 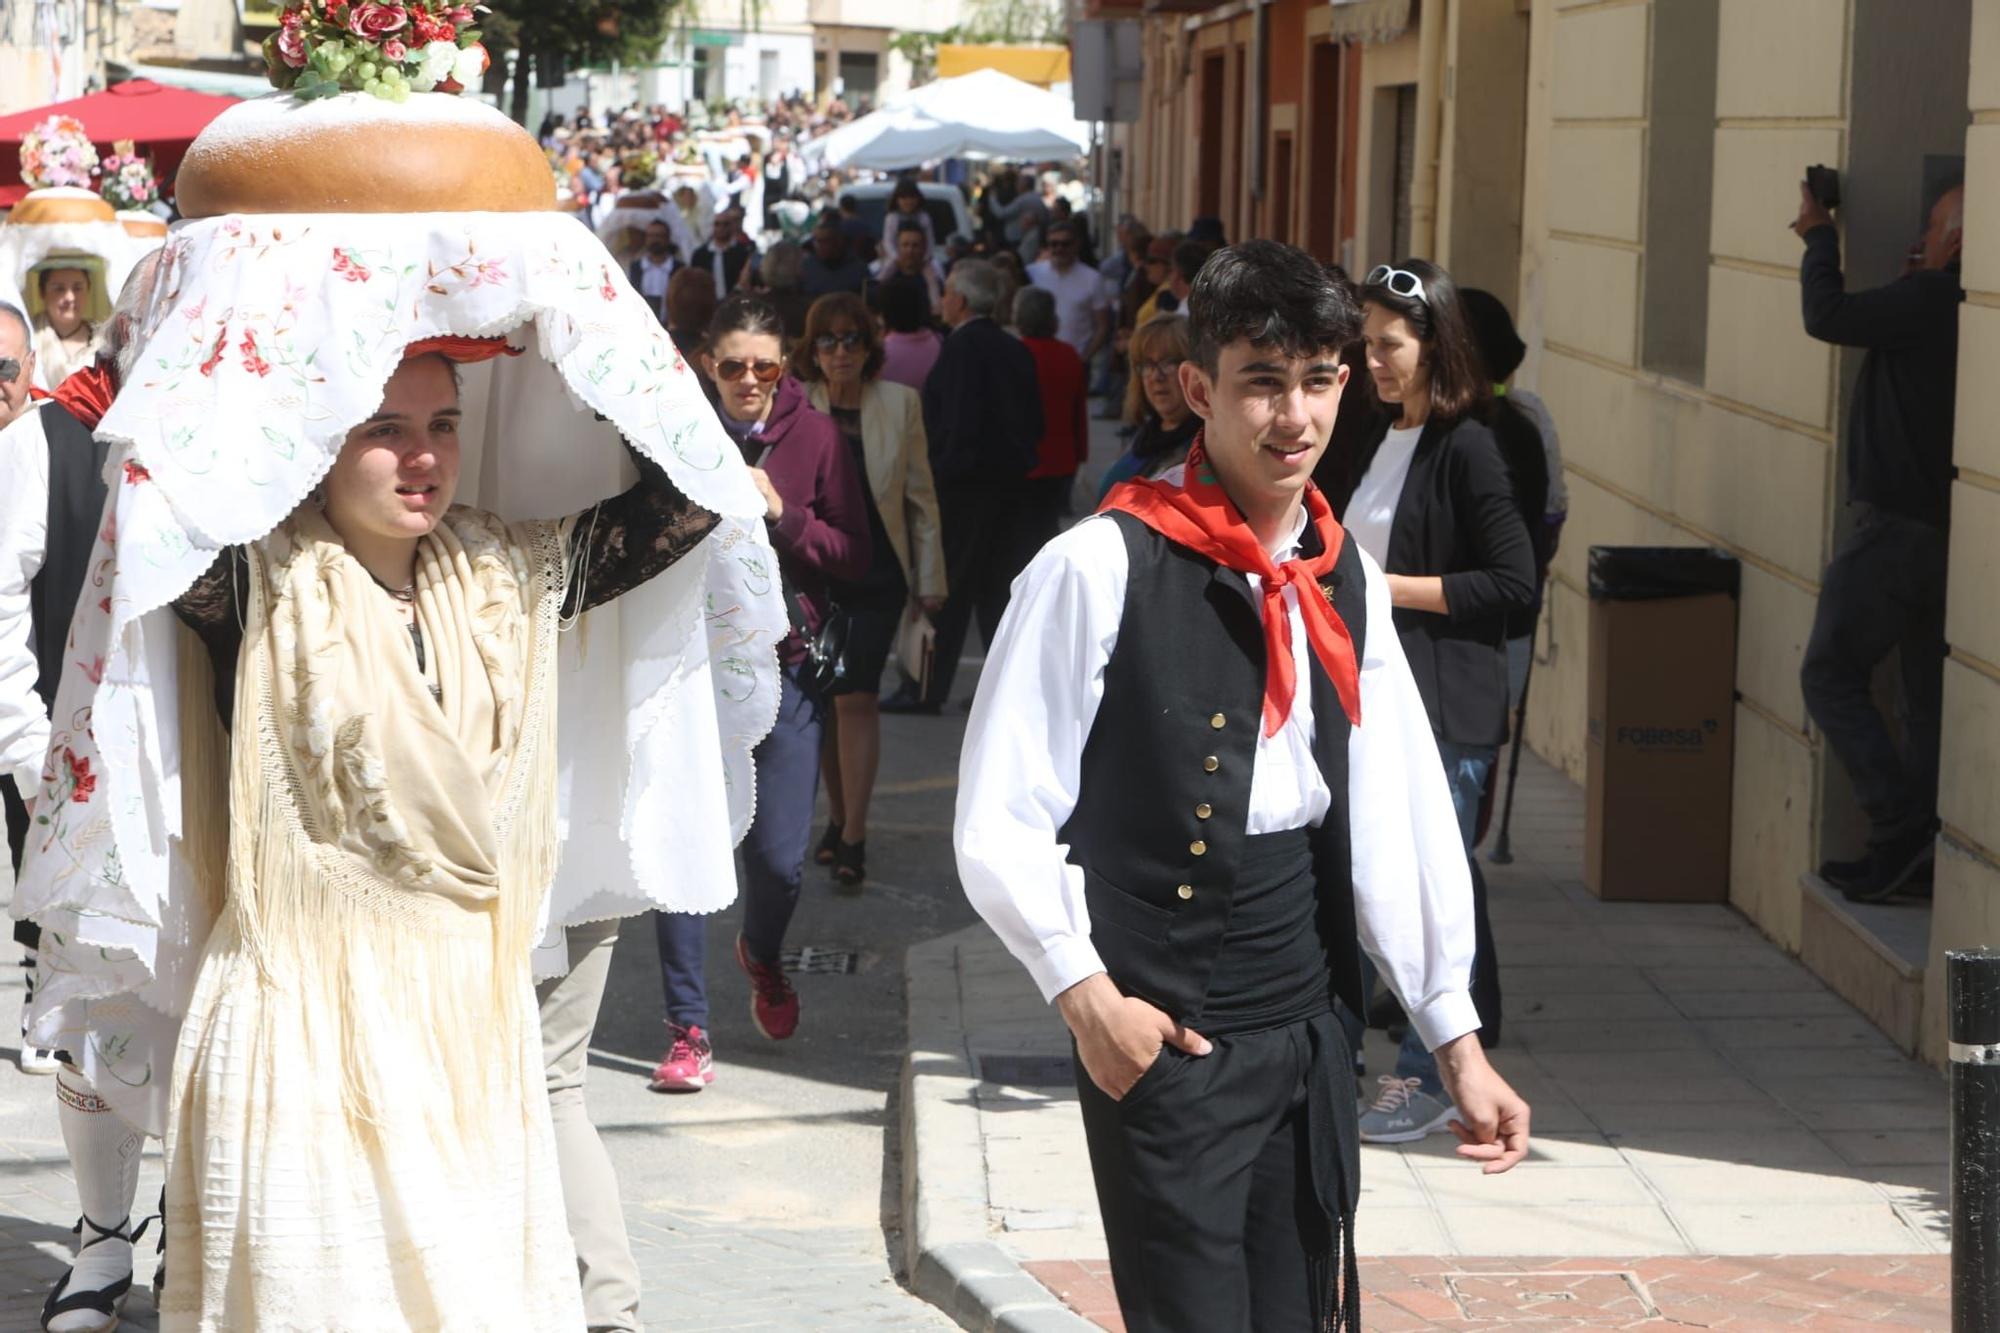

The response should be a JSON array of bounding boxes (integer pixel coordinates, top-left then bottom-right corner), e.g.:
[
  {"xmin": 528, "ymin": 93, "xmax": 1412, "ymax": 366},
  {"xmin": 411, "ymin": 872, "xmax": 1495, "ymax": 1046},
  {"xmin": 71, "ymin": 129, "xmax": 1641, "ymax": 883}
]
[{"xmin": 788, "ymin": 585, "xmax": 850, "ymax": 697}]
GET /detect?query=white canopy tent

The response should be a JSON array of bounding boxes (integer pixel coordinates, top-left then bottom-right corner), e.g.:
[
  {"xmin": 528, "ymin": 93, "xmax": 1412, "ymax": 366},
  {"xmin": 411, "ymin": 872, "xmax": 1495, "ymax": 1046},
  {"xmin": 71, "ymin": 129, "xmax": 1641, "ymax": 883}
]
[{"xmin": 804, "ymin": 68, "xmax": 1090, "ymax": 171}]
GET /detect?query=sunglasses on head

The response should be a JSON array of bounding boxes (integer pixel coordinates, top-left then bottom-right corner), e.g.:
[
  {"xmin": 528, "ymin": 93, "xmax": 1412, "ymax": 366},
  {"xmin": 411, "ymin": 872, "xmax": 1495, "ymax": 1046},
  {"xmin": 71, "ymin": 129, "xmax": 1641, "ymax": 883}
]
[
  {"xmin": 0, "ymin": 357, "xmax": 19, "ymax": 383},
  {"xmin": 714, "ymin": 357, "xmax": 784, "ymax": 383},
  {"xmin": 1365, "ymin": 265, "xmax": 1429, "ymax": 305},
  {"xmin": 814, "ymin": 331, "xmax": 865, "ymax": 353}
]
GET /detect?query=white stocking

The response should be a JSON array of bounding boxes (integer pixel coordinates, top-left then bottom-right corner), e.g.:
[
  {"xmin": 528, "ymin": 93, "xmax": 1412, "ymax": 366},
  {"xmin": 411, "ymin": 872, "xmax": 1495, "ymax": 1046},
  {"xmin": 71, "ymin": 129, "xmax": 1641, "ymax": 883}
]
[{"xmin": 47, "ymin": 1073, "xmax": 143, "ymax": 1333}]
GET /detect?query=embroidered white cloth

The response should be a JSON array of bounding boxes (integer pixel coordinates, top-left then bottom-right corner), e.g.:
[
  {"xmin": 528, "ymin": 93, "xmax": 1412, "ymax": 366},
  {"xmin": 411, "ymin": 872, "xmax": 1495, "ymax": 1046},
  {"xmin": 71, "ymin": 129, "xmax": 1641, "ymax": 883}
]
[{"xmin": 12, "ymin": 207, "xmax": 787, "ymax": 1137}]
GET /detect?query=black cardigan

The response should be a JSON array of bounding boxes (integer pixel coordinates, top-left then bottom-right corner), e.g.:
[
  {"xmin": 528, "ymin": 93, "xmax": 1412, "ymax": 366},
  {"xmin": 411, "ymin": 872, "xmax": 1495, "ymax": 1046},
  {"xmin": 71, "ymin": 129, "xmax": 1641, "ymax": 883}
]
[{"xmin": 1331, "ymin": 413, "xmax": 1536, "ymax": 747}]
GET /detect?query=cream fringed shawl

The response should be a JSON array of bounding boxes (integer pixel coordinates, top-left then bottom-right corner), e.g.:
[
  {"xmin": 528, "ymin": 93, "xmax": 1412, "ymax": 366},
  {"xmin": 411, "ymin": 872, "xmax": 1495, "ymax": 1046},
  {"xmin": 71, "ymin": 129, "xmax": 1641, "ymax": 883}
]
[{"xmin": 214, "ymin": 503, "xmax": 565, "ymax": 1136}]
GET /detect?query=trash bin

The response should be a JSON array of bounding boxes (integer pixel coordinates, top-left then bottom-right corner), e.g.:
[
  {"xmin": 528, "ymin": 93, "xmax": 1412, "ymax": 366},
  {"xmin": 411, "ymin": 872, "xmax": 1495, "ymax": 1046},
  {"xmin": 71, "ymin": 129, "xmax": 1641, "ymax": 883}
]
[{"xmin": 1585, "ymin": 546, "xmax": 1740, "ymax": 903}]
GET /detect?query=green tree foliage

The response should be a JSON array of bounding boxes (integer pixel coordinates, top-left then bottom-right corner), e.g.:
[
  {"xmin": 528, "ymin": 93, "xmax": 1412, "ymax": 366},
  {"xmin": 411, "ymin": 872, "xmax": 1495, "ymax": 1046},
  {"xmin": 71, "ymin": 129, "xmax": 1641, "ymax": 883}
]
[{"xmin": 483, "ymin": 0, "xmax": 682, "ymax": 121}]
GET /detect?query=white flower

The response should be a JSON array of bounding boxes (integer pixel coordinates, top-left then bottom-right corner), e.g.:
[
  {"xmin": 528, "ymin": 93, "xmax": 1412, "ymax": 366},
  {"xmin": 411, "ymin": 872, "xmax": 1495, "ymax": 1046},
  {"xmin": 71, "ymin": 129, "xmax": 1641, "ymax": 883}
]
[
  {"xmin": 451, "ymin": 44, "xmax": 486, "ymax": 88},
  {"xmin": 421, "ymin": 40, "xmax": 460, "ymax": 85}
]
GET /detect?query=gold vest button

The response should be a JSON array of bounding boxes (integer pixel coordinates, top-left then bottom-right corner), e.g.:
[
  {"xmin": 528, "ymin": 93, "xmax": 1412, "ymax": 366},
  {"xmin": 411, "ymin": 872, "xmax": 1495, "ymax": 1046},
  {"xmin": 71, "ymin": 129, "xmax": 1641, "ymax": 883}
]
[
  {"xmin": 1209, "ymin": 712, "xmax": 1226, "ymax": 729},
  {"xmin": 1190, "ymin": 839, "xmax": 1207, "ymax": 856},
  {"xmin": 1176, "ymin": 884, "xmax": 1194, "ymax": 901},
  {"xmin": 1203, "ymin": 755, "xmax": 1219, "ymax": 773},
  {"xmin": 1195, "ymin": 803, "xmax": 1213, "ymax": 820}
]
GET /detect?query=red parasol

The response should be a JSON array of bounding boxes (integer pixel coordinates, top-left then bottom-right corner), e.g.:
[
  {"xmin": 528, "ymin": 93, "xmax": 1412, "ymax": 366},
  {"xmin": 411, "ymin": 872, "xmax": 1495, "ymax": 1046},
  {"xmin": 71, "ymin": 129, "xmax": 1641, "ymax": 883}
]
[{"xmin": 0, "ymin": 79, "xmax": 242, "ymax": 208}]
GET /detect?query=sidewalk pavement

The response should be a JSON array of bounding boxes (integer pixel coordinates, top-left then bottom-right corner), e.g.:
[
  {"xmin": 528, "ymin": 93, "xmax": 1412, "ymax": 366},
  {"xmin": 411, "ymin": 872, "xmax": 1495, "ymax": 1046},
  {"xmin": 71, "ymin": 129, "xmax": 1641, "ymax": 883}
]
[{"xmin": 899, "ymin": 749, "xmax": 1952, "ymax": 1331}]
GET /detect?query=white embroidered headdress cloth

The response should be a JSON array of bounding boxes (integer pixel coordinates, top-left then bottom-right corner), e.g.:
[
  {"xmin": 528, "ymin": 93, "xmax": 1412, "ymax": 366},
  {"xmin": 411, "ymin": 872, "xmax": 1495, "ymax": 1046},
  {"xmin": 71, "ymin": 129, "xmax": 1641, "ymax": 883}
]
[
  {"xmin": 13, "ymin": 90, "xmax": 788, "ymax": 1137},
  {"xmin": 0, "ymin": 188, "xmax": 161, "ymax": 390}
]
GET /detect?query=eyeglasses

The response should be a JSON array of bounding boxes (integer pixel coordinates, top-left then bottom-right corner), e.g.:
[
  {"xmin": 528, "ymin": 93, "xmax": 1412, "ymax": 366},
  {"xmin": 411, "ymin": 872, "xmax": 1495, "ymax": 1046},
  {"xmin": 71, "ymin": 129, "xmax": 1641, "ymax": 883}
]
[
  {"xmin": 714, "ymin": 358, "xmax": 784, "ymax": 383},
  {"xmin": 0, "ymin": 357, "xmax": 19, "ymax": 383},
  {"xmin": 814, "ymin": 332, "xmax": 866, "ymax": 353},
  {"xmin": 1365, "ymin": 265, "xmax": 1429, "ymax": 305},
  {"xmin": 1137, "ymin": 358, "xmax": 1184, "ymax": 380}
]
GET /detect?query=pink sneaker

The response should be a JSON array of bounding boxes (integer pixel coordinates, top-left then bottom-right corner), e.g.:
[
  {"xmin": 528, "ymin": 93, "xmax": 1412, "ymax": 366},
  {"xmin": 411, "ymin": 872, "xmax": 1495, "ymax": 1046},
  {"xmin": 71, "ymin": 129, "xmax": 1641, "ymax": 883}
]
[
  {"xmin": 649, "ymin": 1023, "xmax": 714, "ymax": 1092},
  {"xmin": 735, "ymin": 934, "xmax": 799, "ymax": 1040}
]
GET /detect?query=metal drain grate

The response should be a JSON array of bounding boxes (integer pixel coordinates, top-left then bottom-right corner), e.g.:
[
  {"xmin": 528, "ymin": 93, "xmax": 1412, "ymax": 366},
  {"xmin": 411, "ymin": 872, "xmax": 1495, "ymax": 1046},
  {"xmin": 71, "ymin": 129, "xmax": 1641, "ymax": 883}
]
[
  {"xmin": 978, "ymin": 1054, "xmax": 1075, "ymax": 1087},
  {"xmin": 777, "ymin": 946, "xmax": 858, "ymax": 975}
]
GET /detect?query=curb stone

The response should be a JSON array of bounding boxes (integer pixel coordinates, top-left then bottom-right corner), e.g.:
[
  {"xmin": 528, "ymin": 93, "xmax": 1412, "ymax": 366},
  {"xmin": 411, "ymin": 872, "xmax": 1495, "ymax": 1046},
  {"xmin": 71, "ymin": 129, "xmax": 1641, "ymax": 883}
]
[{"xmin": 902, "ymin": 929, "xmax": 1097, "ymax": 1333}]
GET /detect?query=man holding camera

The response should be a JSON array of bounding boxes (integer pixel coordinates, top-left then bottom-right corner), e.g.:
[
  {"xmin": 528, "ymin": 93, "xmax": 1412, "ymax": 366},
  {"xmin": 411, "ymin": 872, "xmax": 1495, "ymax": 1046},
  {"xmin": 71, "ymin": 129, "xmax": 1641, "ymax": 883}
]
[{"xmin": 1793, "ymin": 173, "xmax": 1965, "ymax": 901}]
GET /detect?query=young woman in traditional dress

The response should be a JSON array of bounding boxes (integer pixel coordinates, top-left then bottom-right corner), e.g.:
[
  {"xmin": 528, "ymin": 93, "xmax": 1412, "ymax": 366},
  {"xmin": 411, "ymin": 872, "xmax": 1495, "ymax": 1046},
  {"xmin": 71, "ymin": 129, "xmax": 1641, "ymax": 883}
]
[{"xmin": 159, "ymin": 343, "xmax": 719, "ymax": 1327}]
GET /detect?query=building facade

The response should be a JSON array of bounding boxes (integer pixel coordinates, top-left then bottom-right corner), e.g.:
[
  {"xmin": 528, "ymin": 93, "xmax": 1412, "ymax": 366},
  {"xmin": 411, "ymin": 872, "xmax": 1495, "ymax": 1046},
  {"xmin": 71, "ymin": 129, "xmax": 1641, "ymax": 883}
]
[
  {"xmin": 1118, "ymin": 0, "xmax": 1999, "ymax": 1062},
  {"xmin": 651, "ymin": 0, "xmax": 974, "ymax": 109}
]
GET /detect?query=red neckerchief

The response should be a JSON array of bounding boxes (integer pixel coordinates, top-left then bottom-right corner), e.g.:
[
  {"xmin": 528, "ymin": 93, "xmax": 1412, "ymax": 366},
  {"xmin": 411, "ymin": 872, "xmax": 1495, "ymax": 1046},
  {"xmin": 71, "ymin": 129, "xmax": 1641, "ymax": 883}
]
[
  {"xmin": 28, "ymin": 386, "xmax": 51, "ymax": 402},
  {"xmin": 1099, "ymin": 435, "xmax": 1362, "ymax": 736},
  {"xmin": 51, "ymin": 364, "xmax": 117, "ymax": 430}
]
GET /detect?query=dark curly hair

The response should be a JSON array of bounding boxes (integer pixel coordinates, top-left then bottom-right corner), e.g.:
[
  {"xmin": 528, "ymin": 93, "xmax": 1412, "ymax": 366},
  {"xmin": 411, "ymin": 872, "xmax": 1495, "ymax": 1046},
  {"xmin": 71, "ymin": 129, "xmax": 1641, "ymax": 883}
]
[{"xmin": 1186, "ymin": 239, "xmax": 1362, "ymax": 375}]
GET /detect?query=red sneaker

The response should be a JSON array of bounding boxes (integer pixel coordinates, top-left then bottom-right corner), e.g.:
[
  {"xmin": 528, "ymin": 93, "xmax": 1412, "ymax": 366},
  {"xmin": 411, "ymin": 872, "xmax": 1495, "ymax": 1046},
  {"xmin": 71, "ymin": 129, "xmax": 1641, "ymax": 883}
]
[
  {"xmin": 735, "ymin": 934, "xmax": 799, "ymax": 1040},
  {"xmin": 649, "ymin": 1023, "xmax": 714, "ymax": 1092}
]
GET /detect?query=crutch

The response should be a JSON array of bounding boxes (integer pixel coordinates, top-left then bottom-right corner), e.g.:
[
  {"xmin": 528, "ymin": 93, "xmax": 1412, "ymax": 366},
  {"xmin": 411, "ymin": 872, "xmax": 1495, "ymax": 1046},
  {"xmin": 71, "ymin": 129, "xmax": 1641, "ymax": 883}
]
[{"xmin": 1488, "ymin": 595, "xmax": 1542, "ymax": 866}]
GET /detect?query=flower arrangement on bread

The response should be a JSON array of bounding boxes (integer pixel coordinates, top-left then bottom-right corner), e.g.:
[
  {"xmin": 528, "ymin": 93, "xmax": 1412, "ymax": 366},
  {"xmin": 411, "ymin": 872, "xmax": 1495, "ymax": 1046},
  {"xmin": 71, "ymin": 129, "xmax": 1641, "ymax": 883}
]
[
  {"xmin": 264, "ymin": 0, "xmax": 491, "ymax": 102},
  {"xmin": 19, "ymin": 115, "xmax": 99, "ymax": 189}
]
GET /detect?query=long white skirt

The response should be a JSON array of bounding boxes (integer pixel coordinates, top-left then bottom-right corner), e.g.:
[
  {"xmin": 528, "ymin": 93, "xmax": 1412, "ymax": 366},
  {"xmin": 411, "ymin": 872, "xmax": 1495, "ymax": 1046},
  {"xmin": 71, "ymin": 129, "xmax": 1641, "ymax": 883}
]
[{"xmin": 159, "ymin": 909, "xmax": 583, "ymax": 1331}]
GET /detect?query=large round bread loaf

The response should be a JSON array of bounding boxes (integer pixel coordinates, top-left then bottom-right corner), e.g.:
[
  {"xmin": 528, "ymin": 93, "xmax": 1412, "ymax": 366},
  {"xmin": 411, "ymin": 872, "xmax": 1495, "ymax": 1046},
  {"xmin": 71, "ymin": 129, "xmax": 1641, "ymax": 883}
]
[
  {"xmin": 118, "ymin": 210, "xmax": 168, "ymax": 238},
  {"xmin": 176, "ymin": 92, "xmax": 555, "ymax": 218},
  {"xmin": 10, "ymin": 187, "xmax": 117, "ymax": 227}
]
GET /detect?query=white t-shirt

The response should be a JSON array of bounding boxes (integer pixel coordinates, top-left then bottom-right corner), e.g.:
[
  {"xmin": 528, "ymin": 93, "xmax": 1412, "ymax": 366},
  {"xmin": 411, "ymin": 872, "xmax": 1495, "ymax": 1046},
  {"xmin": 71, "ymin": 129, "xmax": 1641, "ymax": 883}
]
[
  {"xmin": 635, "ymin": 254, "xmax": 675, "ymax": 301},
  {"xmin": 1346, "ymin": 424, "xmax": 1424, "ymax": 568},
  {"xmin": 1026, "ymin": 259, "xmax": 1109, "ymax": 357}
]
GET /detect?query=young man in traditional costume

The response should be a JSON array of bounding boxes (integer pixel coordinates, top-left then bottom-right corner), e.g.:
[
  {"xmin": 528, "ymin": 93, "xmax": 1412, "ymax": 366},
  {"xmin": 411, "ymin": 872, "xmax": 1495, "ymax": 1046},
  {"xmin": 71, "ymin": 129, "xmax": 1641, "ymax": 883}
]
[
  {"xmin": 15, "ymin": 27, "xmax": 788, "ymax": 1324},
  {"xmin": 956, "ymin": 241, "xmax": 1531, "ymax": 1331}
]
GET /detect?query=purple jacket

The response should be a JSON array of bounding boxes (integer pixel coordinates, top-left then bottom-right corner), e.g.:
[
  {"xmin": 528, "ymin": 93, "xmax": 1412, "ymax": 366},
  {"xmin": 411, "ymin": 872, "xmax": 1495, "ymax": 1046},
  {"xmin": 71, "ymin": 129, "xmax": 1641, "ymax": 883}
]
[{"xmin": 739, "ymin": 376, "xmax": 871, "ymax": 655}]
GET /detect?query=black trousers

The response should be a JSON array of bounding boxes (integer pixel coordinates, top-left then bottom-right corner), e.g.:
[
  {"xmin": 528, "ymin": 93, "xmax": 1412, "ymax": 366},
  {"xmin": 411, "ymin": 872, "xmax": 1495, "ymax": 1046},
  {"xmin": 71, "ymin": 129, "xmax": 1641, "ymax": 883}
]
[
  {"xmin": 3, "ymin": 776, "xmax": 35, "ymax": 950},
  {"xmin": 924, "ymin": 478, "xmax": 1038, "ymax": 707},
  {"xmin": 1075, "ymin": 1011, "xmax": 1358, "ymax": 1333},
  {"xmin": 1800, "ymin": 507, "xmax": 1947, "ymax": 845}
]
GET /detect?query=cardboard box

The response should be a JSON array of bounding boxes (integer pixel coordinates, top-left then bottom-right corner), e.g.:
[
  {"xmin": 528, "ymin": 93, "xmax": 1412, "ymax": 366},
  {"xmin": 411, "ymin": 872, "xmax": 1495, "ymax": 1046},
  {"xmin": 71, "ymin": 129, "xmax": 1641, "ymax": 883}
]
[{"xmin": 1584, "ymin": 589, "xmax": 1737, "ymax": 902}]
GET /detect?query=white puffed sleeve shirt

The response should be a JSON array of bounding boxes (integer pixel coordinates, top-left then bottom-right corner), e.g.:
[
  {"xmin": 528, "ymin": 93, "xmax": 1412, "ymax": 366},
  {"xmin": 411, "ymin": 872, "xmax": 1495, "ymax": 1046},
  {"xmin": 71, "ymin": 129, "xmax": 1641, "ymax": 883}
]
[{"xmin": 954, "ymin": 494, "xmax": 1481, "ymax": 1053}]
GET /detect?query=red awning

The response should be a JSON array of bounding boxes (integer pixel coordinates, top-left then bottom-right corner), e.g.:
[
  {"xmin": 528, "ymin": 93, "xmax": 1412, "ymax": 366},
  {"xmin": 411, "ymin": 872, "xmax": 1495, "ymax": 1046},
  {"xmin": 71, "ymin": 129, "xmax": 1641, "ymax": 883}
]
[{"xmin": 0, "ymin": 79, "xmax": 241, "ymax": 208}]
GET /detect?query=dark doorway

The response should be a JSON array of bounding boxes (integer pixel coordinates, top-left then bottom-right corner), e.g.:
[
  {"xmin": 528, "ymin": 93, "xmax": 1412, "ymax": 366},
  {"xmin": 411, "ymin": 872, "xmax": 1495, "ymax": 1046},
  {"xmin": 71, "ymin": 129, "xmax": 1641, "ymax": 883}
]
[
  {"xmin": 1199, "ymin": 51, "xmax": 1226, "ymax": 221},
  {"xmin": 1271, "ymin": 132, "xmax": 1295, "ymax": 245},
  {"xmin": 1307, "ymin": 41, "xmax": 1340, "ymax": 260}
]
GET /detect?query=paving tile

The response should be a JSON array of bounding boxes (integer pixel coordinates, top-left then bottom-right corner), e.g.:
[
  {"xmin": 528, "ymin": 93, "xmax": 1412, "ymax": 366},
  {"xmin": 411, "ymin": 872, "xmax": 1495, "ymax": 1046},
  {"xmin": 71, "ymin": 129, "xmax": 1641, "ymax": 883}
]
[
  {"xmin": 1635, "ymin": 1162, "xmax": 1884, "ymax": 1206},
  {"xmin": 1354, "ymin": 1205, "xmax": 1452, "ymax": 1256},
  {"xmin": 1819, "ymin": 1129, "xmax": 1949, "ymax": 1167},
  {"xmin": 1667, "ymin": 1202, "xmax": 1930, "ymax": 1254},
  {"xmin": 1577, "ymin": 1097, "xmax": 1812, "ymax": 1134},
  {"xmin": 1510, "ymin": 1019, "xmax": 1711, "ymax": 1054},
  {"xmin": 1423, "ymin": 1165, "xmax": 1656, "ymax": 1209},
  {"xmin": 1610, "ymin": 1128, "xmax": 1851, "ymax": 1173},
  {"xmin": 1435, "ymin": 1203, "xmax": 1688, "ymax": 1256}
]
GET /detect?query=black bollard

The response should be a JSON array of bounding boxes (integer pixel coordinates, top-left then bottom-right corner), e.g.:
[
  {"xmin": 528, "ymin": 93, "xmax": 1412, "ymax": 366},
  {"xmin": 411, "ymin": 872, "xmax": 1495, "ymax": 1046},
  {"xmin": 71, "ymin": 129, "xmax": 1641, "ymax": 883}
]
[{"xmin": 1951, "ymin": 949, "xmax": 2000, "ymax": 1332}]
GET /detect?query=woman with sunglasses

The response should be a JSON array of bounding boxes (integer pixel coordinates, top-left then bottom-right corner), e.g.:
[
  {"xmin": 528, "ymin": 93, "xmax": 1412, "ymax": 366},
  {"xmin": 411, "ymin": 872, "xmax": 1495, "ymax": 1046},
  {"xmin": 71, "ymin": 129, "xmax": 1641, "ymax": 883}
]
[
  {"xmin": 1093, "ymin": 313, "xmax": 1198, "ymax": 502},
  {"xmin": 1334, "ymin": 258, "xmax": 1535, "ymax": 1145},
  {"xmin": 798, "ymin": 293, "xmax": 946, "ymax": 888},
  {"xmin": 650, "ymin": 294, "xmax": 871, "ymax": 1091}
]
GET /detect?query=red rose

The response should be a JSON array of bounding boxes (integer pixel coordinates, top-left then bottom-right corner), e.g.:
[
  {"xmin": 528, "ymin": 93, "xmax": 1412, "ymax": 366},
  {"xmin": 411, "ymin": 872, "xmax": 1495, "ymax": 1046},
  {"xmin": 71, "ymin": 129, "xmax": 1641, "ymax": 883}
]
[
  {"xmin": 276, "ymin": 23, "xmax": 308, "ymax": 68},
  {"xmin": 383, "ymin": 37, "xmax": 408, "ymax": 61},
  {"xmin": 346, "ymin": 2, "xmax": 405, "ymax": 39}
]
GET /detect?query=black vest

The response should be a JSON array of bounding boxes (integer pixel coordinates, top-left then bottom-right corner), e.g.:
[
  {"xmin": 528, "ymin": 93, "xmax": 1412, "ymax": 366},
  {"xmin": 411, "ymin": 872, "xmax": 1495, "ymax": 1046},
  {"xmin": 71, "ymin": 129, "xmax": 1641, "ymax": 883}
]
[
  {"xmin": 28, "ymin": 402, "xmax": 110, "ymax": 712},
  {"xmin": 1059, "ymin": 510, "xmax": 1370, "ymax": 1026}
]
